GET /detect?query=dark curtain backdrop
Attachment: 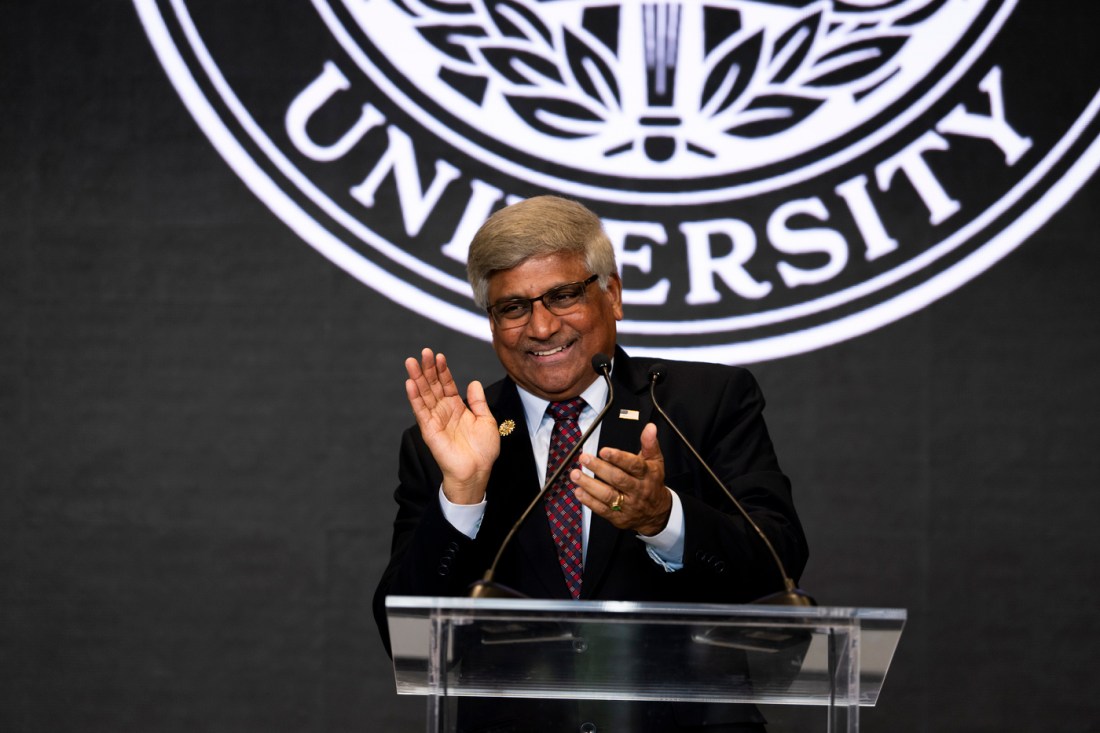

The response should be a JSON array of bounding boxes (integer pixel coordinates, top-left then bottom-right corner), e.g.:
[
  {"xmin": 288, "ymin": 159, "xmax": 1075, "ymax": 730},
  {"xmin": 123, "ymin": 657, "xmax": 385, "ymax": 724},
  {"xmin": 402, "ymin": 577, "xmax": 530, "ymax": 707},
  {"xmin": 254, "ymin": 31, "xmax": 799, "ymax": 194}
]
[{"xmin": 3, "ymin": 2, "xmax": 1098, "ymax": 732}]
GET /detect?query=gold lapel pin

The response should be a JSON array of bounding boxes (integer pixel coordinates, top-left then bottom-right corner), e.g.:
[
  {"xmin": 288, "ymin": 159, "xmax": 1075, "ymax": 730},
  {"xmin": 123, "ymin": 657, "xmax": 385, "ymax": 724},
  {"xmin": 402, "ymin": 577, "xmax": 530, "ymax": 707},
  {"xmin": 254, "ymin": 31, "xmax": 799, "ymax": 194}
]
[
  {"xmin": 498, "ymin": 419, "xmax": 516, "ymax": 437},
  {"xmin": 618, "ymin": 409, "xmax": 640, "ymax": 421}
]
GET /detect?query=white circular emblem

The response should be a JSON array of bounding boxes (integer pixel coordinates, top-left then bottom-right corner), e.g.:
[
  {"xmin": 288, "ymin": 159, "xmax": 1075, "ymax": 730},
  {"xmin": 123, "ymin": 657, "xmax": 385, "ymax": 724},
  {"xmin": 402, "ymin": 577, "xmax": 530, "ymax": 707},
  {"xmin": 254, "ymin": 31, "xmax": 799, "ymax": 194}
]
[
  {"xmin": 334, "ymin": 0, "xmax": 986, "ymax": 192},
  {"xmin": 136, "ymin": 0, "xmax": 1100, "ymax": 362}
]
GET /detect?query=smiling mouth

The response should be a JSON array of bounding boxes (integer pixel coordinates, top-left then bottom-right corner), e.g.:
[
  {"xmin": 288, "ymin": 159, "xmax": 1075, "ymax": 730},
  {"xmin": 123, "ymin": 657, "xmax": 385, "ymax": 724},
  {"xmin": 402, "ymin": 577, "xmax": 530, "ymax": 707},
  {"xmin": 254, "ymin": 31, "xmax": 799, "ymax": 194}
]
[{"xmin": 530, "ymin": 341, "xmax": 574, "ymax": 358}]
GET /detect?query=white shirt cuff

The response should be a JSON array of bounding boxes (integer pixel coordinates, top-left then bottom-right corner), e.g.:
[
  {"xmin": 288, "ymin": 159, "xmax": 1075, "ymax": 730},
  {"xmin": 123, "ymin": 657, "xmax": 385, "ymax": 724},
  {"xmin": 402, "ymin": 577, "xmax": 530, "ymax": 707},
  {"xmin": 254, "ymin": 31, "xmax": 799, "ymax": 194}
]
[
  {"xmin": 439, "ymin": 486, "xmax": 487, "ymax": 539},
  {"xmin": 638, "ymin": 488, "xmax": 685, "ymax": 572}
]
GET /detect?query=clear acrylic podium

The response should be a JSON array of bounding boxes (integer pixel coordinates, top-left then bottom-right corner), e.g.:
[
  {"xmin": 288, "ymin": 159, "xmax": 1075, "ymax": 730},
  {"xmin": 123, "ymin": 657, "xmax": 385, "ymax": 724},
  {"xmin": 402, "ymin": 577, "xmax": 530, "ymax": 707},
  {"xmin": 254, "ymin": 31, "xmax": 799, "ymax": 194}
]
[{"xmin": 387, "ymin": 596, "xmax": 905, "ymax": 733}]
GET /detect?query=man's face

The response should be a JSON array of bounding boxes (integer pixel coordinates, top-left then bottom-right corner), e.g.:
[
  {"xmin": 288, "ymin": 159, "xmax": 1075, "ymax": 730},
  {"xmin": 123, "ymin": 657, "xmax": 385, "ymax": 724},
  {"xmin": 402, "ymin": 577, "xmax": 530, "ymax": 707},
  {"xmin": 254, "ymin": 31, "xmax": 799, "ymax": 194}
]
[{"xmin": 487, "ymin": 252, "xmax": 623, "ymax": 402}]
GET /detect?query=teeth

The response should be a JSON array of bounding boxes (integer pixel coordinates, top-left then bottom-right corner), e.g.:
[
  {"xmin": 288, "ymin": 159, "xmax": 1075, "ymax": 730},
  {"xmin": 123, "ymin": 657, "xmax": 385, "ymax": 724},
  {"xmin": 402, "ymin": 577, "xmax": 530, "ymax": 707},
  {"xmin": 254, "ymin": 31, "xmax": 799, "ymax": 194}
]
[{"xmin": 533, "ymin": 345, "xmax": 567, "ymax": 357}]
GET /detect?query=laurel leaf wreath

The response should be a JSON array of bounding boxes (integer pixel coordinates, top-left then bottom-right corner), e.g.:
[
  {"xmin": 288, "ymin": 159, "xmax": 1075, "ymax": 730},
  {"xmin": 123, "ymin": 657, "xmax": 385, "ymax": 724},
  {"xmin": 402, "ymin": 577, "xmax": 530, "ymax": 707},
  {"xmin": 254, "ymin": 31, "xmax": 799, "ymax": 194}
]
[
  {"xmin": 803, "ymin": 35, "xmax": 907, "ymax": 87},
  {"xmin": 563, "ymin": 29, "xmax": 621, "ymax": 109},
  {"xmin": 411, "ymin": 0, "xmax": 623, "ymax": 138},
  {"xmin": 411, "ymin": 0, "xmax": 917, "ymax": 145},
  {"xmin": 704, "ymin": 5, "xmax": 915, "ymax": 139},
  {"xmin": 483, "ymin": 0, "xmax": 552, "ymax": 43},
  {"xmin": 480, "ymin": 44, "xmax": 563, "ymax": 85},
  {"xmin": 700, "ymin": 30, "xmax": 764, "ymax": 118},
  {"xmin": 493, "ymin": 24, "xmax": 621, "ymax": 137}
]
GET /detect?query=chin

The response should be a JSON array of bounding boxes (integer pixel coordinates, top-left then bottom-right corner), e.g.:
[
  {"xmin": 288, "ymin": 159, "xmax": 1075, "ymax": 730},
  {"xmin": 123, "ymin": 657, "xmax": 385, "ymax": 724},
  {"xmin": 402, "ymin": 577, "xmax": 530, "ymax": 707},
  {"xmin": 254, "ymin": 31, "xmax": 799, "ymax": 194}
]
[{"xmin": 533, "ymin": 375, "xmax": 589, "ymax": 400}]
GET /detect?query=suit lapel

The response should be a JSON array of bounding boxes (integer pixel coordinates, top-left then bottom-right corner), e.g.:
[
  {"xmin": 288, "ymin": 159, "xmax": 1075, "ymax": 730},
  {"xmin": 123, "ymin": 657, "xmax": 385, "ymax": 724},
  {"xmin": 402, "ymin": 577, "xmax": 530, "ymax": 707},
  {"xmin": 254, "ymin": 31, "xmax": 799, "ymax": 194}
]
[
  {"xmin": 483, "ymin": 379, "xmax": 573, "ymax": 598},
  {"xmin": 580, "ymin": 348, "xmax": 655, "ymax": 599}
]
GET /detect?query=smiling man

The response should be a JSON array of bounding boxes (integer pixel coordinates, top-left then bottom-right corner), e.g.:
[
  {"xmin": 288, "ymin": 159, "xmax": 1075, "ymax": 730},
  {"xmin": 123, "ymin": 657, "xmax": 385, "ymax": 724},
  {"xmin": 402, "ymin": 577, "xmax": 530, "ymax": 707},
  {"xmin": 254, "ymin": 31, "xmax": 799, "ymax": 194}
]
[{"xmin": 373, "ymin": 196, "xmax": 808, "ymax": 732}]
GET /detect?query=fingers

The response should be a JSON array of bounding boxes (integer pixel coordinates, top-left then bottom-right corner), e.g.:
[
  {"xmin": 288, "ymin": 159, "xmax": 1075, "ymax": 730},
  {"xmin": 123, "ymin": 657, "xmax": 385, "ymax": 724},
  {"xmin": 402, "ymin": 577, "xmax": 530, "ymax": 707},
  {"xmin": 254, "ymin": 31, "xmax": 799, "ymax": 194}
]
[
  {"xmin": 405, "ymin": 373, "xmax": 446, "ymax": 431},
  {"xmin": 569, "ymin": 423, "xmax": 667, "ymax": 531},
  {"xmin": 569, "ymin": 472, "xmax": 621, "ymax": 517},
  {"xmin": 404, "ymin": 354, "xmax": 435, "ymax": 421},
  {"xmin": 434, "ymin": 351, "xmax": 460, "ymax": 398},
  {"xmin": 405, "ymin": 348, "xmax": 460, "ymax": 407},
  {"xmin": 638, "ymin": 422, "xmax": 662, "ymax": 461},
  {"xmin": 577, "ymin": 477, "xmax": 624, "ymax": 513},
  {"xmin": 578, "ymin": 451, "xmax": 635, "ymax": 494},
  {"xmin": 571, "ymin": 457, "xmax": 671, "ymax": 536},
  {"xmin": 570, "ymin": 452, "xmax": 639, "ymax": 516},
  {"xmin": 404, "ymin": 350, "xmax": 432, "ymax": 402},
  {"xmin": 596, "ymin": 423, "xmax": 664, "ymax": 475},
  {"xmin": 466, "ymin": 380, "xmax": 491, "ymax": 418},
  {"xmin": 418, "ymin": 348, "xmax": 447, "ymax": 402}
]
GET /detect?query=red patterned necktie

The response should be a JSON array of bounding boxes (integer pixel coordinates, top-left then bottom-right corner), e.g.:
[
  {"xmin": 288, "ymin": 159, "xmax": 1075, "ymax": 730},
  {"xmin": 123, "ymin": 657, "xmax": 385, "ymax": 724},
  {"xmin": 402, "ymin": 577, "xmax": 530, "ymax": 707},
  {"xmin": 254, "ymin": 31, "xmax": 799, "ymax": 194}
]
[{"xmin": 545, "ymin": 398, "xmax": 586, "ymax": 599}]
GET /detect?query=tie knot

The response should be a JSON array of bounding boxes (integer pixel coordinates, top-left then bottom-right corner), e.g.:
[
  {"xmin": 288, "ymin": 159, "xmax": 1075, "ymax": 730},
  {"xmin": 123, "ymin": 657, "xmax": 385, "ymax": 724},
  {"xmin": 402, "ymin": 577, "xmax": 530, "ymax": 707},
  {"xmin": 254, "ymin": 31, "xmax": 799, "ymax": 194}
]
[{"xmin": 547, "ymin": 397, "xmax": 585, "ymax": 422}]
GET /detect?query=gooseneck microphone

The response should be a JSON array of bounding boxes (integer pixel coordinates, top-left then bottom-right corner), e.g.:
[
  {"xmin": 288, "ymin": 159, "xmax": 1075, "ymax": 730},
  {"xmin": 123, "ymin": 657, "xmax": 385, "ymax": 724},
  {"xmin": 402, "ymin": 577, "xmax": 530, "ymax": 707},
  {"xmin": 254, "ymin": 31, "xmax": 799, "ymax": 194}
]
[
  {"xmin": 468, "ymin": 353, "xmax": 615, "ymax": 598},
  {"xmin": 647, "ymin": 363, "xmax": 816, "ymax": 607}
]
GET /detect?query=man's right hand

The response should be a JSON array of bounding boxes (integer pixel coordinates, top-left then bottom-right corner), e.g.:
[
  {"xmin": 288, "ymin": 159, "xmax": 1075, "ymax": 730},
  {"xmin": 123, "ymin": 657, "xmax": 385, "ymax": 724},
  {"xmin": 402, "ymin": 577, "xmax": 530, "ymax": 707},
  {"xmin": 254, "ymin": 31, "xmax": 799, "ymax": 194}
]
[{"xmin": 404, "ymin": 348, "xmax": 500, "ymax": 505}]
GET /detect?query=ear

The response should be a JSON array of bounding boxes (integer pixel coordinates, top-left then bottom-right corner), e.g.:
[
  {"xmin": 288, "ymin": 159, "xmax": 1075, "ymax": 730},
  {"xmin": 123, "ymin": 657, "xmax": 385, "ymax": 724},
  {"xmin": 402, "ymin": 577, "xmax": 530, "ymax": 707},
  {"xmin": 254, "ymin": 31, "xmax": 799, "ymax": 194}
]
[{"xmin": 604, "ymin": 273, "xmax": 624, "ymax": 321}]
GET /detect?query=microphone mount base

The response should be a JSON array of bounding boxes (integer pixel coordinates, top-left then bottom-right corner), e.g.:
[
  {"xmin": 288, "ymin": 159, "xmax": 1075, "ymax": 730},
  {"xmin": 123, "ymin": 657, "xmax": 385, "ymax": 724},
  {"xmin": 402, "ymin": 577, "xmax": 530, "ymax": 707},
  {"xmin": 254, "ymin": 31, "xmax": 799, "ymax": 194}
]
[
  {"xmin": 753, "ymin": 588, "xmax": 818, "ymax": 607},
  {"xmin": 467, "ymin": 580, "xmax": 529, "ymax": 599}
]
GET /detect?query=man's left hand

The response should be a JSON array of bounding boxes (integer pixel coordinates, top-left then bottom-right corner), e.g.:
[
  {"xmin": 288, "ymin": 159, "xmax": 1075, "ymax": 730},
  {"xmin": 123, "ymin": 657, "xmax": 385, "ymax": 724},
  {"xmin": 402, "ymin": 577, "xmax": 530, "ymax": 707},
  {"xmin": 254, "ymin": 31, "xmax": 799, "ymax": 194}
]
[{"xmin": 570, "ymin": 422, "xmax": 672, "ymax": 536}]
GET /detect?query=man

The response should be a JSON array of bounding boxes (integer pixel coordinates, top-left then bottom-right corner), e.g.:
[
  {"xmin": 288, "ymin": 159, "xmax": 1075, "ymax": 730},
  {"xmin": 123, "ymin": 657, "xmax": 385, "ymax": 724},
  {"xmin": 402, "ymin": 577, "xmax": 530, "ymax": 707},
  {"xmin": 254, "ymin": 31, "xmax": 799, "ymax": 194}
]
[{"xmin": 373, "ymin": 196, "xmax": 808, "ymax": 732}]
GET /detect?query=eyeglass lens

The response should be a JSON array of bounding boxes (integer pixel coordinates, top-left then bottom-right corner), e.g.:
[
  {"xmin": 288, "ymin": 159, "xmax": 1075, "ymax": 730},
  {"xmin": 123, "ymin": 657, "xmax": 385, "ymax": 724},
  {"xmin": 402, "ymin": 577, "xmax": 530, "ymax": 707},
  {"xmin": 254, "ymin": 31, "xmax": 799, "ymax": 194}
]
[{"xmin": 490, "ymin": 276, "xmax": 597, "ymax": 323}]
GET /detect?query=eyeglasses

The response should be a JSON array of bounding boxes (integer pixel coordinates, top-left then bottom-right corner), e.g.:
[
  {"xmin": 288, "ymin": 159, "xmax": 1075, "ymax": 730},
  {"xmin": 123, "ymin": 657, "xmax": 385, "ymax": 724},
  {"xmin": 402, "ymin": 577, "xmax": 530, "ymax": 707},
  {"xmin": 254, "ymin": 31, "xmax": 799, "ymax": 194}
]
[{"xmin": 487, "ymin": 275, "xmax": 600, "ymax": 326}]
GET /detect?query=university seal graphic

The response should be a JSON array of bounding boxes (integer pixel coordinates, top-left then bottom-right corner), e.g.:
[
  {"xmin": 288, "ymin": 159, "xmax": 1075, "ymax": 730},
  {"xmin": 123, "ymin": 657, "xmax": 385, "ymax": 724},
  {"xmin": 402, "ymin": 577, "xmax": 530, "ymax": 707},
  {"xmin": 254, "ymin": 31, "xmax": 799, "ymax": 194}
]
[{"xmin": 136, "ymin": 0, "xmax": 1100, "ymax": 361}]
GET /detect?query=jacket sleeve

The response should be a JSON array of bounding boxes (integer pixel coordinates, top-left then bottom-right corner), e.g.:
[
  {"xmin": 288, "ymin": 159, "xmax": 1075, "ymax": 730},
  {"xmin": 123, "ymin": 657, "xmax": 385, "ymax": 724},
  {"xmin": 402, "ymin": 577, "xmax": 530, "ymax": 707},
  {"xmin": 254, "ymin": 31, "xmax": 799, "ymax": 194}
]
[
  {"xmin": 659, "ymin": 365, "xmax": 808, "ymax": 604},
  {"xmin": 371, "ymin": 426, "xmax": 496, "ymax": 656}
]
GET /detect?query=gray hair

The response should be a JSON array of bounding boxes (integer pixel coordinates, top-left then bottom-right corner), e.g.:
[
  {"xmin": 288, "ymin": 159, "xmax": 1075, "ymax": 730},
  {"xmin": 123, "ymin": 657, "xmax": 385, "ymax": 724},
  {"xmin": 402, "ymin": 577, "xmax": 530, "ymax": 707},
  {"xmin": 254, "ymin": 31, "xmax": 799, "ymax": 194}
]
[{"xmin": 466, "ymin": 196, "xmax": 618, "ymax": 309}]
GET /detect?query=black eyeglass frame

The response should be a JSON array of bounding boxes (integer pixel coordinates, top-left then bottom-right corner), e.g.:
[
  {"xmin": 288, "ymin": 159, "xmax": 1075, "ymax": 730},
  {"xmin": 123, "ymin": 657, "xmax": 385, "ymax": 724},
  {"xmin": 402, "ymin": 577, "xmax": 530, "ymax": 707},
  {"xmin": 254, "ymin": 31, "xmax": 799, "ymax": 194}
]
[{"xmin": 486, "ymin": 274, "xmax": 601, "ymax": 326}]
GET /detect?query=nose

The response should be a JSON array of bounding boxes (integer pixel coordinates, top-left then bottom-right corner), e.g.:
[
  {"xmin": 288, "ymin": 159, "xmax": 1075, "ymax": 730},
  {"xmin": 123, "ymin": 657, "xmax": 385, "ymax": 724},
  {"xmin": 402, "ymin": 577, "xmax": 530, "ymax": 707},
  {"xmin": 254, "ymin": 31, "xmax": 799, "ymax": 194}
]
[{"xmin": 525, "ymin": 299, "xmax": 562, "ymax": 339}]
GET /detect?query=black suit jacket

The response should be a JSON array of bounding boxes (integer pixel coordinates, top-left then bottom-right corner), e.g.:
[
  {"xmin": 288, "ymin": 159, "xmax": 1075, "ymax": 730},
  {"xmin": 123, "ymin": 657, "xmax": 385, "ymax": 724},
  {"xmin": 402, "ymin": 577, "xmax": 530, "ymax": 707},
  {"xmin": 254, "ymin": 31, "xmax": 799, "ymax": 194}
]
[{"xmin": 373, "ymin": 347, "xmax": 808, "ymax": 730}]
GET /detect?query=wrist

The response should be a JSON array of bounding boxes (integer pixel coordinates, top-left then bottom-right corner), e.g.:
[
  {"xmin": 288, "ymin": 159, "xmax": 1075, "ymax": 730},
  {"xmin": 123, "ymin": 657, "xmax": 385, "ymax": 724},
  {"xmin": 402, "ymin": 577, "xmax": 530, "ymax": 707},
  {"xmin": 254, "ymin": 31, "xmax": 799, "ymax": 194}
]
[
  {"xmin": 637, "ymin": 488, "xmax": 674, "ymax": 537},
  {"xmin": 441, "ymin": 475, "xmax": 489, "ymax": 505}
]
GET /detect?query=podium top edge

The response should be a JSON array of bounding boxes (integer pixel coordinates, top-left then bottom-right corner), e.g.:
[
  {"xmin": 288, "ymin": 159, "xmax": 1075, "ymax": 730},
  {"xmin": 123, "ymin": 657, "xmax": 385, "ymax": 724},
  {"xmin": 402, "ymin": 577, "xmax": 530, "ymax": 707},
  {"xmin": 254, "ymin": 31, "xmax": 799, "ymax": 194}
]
[{"xmin": 385, "ymin": 596, "xmax": 907, "ymax": 621}]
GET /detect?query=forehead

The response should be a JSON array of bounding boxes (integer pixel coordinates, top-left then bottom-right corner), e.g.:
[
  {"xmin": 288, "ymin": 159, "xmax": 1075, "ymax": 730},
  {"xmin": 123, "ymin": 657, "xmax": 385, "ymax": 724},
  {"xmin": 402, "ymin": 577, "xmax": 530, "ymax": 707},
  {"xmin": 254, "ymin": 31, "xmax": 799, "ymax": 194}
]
[{"xmin": 487, "ymin": 252, "xmax": 588, "ymax": 301}]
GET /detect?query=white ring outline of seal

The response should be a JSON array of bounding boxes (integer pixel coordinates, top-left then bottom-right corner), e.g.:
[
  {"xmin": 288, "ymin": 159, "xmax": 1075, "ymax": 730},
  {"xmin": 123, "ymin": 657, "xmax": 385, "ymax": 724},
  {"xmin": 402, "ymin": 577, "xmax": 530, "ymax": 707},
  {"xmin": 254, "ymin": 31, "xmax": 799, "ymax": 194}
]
[{"xmin": 135, "ymin": 0, "xmax": 1100, "ymax": 363}]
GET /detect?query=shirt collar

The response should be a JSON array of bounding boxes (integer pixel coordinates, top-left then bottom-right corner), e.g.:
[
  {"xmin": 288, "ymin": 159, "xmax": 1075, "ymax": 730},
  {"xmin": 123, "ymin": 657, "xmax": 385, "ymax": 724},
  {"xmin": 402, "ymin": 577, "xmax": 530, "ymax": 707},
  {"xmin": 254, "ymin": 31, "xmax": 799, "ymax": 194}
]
[{"xmin": 515, "ymin": 358, "xmax": 614, "ymax": 430}]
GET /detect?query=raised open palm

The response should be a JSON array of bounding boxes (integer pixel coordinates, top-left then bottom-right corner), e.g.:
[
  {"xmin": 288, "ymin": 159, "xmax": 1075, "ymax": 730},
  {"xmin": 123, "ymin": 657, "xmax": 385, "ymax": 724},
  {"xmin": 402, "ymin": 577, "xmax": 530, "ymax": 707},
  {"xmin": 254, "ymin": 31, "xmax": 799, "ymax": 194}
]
[{"xmin": 404, "ymin": 348, "xmax": 500, "ymax": 504}]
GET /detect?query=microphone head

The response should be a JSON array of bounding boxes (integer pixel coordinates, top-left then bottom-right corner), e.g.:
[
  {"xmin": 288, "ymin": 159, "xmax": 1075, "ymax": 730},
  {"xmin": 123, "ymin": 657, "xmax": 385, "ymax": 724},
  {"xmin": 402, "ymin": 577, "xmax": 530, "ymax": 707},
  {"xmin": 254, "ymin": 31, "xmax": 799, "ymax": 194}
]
[
  {"xmin": 591, "ymin": 353, "xmax": 612, "ymax": 374},
  {"xmin": 647, "ymin": 362, "xmax": 668, "ymax": 385}
]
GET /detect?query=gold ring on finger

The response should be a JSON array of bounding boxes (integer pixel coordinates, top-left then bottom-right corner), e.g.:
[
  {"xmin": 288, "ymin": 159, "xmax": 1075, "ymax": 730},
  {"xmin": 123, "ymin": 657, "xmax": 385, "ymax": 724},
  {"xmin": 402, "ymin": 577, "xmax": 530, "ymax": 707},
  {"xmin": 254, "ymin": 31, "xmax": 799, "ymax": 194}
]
[{"xmin": 610, "ymin": 493, "xmax": 624, "ymax": 512}]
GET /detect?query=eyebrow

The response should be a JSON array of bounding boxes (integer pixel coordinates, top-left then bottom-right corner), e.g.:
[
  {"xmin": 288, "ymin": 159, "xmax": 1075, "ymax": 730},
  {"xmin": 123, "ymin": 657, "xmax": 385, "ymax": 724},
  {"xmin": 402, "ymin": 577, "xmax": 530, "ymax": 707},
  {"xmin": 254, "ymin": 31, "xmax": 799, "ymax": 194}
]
[{"xmin": 492, "ymin": 279, "xmax": 580, "ymax": 303}]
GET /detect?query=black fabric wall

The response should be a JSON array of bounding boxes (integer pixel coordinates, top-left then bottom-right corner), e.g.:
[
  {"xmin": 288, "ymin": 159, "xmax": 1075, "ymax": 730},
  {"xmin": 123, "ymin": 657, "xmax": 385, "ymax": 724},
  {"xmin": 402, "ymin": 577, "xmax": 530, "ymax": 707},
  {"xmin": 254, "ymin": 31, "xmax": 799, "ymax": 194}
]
[{"xmin": 3, "ymin": 3, "xmax": 1098, "ymax": 732}]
